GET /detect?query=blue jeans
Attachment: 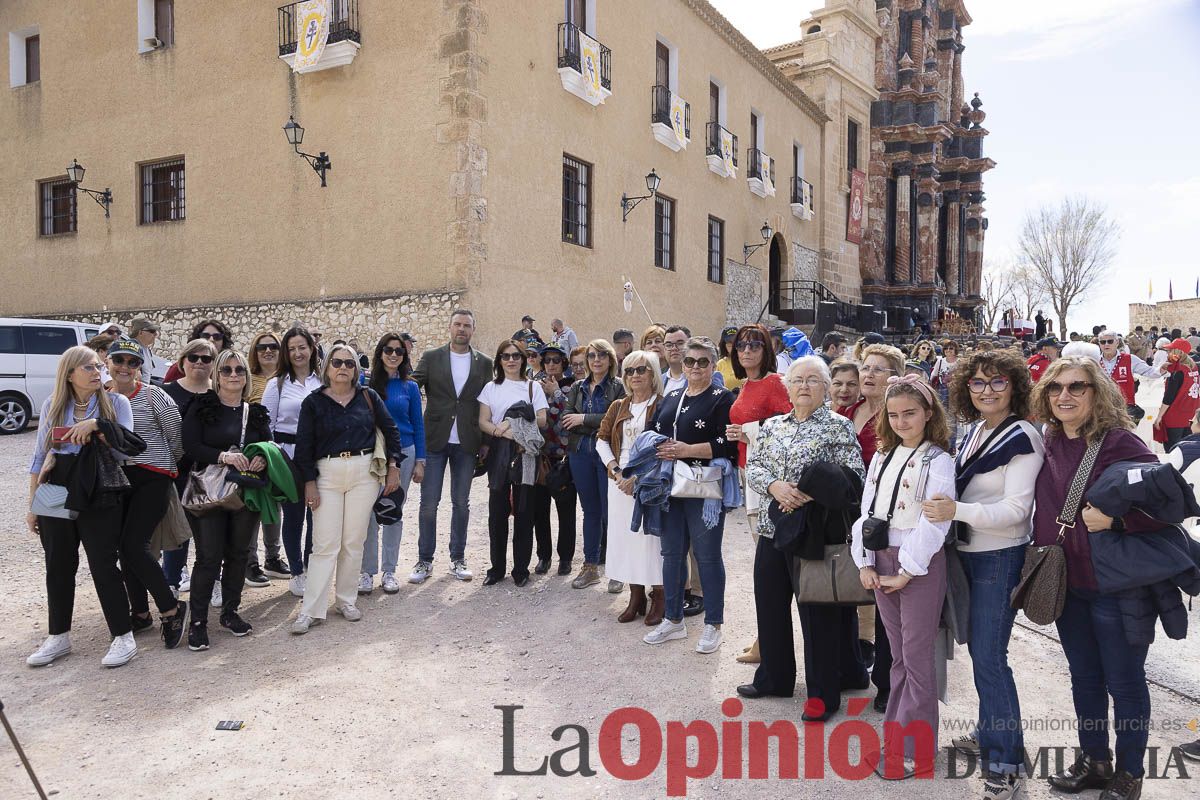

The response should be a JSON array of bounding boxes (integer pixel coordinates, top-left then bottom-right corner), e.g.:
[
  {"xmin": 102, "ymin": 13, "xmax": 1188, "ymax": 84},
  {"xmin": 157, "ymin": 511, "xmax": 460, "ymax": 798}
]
[
  {"xmin": 1056, "ymin": 589, "xmax": 1151, "ymax": 777},
  {"xmin": 362, "ymin": 445, "xmax": 417, "ymax": 575},
  {"xmin": 660, "ymin": 498, "xmax": 725, "ymax": 625},
  {"xmin": 162, "ymin": 540, "xmax": 189, "ymax": 586},
  {"xmin": 417, "ymin": 443, "xmax": 474, "ymax": 564},
  {"xmin": 569, "ymin": 440, "xmax": 608, "ymax": 565},
  {"xmin": 960, "ymin": 547, "xmax": 1026, "ymax": 776},
  {"xmin": 281, "ymin": 499, "xmax": 313, "ymax": 577}
]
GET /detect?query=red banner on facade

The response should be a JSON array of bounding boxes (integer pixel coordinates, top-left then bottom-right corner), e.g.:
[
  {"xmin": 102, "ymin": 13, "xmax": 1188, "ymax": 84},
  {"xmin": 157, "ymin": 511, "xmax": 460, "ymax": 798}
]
[{"xmin": 846, "ymin": 168, "xmax": 866, "ymax": 244}]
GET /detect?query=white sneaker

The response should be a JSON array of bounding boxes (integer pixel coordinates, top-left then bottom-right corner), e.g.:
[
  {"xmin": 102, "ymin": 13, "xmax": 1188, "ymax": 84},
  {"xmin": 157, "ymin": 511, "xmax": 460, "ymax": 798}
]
[
  {"xmin": 696, "ymin": 624, "xmax": 723, "ymax": 654},
  {"xmin": 381, "ymin": 572, "xmax": 400, "ymax": 594},
  {"xmin": 290, "ymin": 614, "xmax": 321, "ymax": 635},
  {"xmin": 210, "ymin": 582, "xmax": 223, "ymax": 608},
  {"xmin": 952, "ymin": 732, "xmax": 980, "ymax": 755},
  {"xmin": 982, "ymin": 775, "xmax": 1024, "ymax": 800},
  {"xmin": 358, "ymin": 572, "xmax": 373, "ymax": 595},
  {"xmin": 101, "ymin": 632, "xmax": 137, "ymax": 668},
  {"xmin": 289, "ymin": 574, "xmax": 307, "ymax": 597},
  {"xmin": 409, "ymin": 561, "xmax": 432, "ymax": 584},
  {"xmin": 178, "ymin": 567, "xmax": 191, "ymax": 593},
  {"xmin": 26, "ymin": 633, "xmax": 71, "ymax": 667},
  {"xmin": 643, "ymin": 619, "xmax": 687, "ymax": 645},
  {"xmin": 337, "ymin": 604, "xmax": 363, "ymax": 622},
  {"xmin": 450, "ymin": 560, "xmax": 473, "ymax": 581}
]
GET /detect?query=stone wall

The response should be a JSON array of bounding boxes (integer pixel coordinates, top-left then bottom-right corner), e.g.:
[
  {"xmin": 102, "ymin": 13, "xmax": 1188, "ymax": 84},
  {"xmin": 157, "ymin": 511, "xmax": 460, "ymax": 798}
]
[
  {"xmin": 1129, "ymin": 300, "xmax": 1200, "ymax": 333},
  {"xmin": 792, "ymin": 243, "xmax": 820, "ymax": 283},
  {"xmin": 725, "ymin": 260, "xmax": 762, "ymax": 326},
  {"xmin": 44, "ymin": 292, "xmax": 465, "ymax": 360}
]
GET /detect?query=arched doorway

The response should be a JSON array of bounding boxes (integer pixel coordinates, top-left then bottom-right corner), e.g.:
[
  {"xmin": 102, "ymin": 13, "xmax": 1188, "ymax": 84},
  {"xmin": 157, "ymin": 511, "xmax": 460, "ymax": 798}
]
[{"xmin": 767, "ymin": 233, "xmax": 786, "ymax": 316}]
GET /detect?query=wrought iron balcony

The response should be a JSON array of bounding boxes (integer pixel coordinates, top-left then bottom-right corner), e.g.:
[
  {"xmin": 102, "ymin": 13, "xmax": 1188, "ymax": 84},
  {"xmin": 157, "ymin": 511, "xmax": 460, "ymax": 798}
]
[
  {"xmin": 791, "ymin": 176, "xmax": 814, "ymax": 220},
  {"xmin": 557, "ymin": 23, "xmax": 612, "ymax": 91},
  {"xmin": 650, "ymin": 84, "xmax": 690, "ymax": 151},
  {"xmin": 278, "ymin": 0, "xmax": 360, "ymax": 57},
  {"xmin": 704, "ymin": 122, "xmax": 738, "ymax": 165},
  {"xmin": 747, "ymin": 148, "xmax": 775, "ymax": 183}
]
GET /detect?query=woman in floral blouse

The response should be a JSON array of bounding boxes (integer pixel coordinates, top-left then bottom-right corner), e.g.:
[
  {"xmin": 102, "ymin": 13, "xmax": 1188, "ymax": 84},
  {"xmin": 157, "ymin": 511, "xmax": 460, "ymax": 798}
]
[{"xmin": 742, "ymin": 356, "xmax": 867, "ymax": 721}]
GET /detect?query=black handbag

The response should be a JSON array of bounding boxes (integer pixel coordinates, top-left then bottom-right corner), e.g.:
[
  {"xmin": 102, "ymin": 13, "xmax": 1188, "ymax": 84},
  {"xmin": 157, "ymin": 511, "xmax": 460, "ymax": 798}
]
[
  {"xmin": 544, "ymin": 456, "xmax": 573, "ymax": 492},
  {"xmin": 861, "ymin": 446, "xmax": 906, "ymax": 551}
]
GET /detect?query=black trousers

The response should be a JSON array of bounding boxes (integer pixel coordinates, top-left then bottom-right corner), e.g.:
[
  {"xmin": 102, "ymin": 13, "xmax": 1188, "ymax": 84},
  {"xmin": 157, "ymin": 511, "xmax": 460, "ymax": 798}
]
[
  {"xmin": 751, "ymin": 536, "xmax": 798, "ymax": 695},
  {"xmin": 532, "ymin": 480, "xmax": 577, "ymax": 564},
  {"xmin": 190, "ymin": 507, "xmax": 257, "ymax": 620},
  {"xmin": 488, "ymin": 484, "xmax": 534, "ymax": 581},
  {"xmin": 873, "ymin": 607, "xmax": 893, "ymax": 693},
  {"xmin": 39, "ymin": 504, "xmax": 130, "ymax": 637},
  {"xmin": 797, "ymin": 604, "xmax": 867, "ymax": 715},
  {"xmin": 120, "ymin": 467, "xmax": 179, "ymax": 616}
]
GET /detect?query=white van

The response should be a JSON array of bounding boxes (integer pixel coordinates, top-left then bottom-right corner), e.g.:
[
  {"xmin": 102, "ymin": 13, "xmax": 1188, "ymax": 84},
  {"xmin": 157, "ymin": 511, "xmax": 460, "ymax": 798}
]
[{"xmin": 0, "ymin": 317, "xmax": 102, "ymax": 434}]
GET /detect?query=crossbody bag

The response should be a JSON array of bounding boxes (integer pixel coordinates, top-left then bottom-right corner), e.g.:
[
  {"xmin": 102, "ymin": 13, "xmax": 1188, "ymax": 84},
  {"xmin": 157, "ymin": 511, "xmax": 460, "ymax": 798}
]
[{"xmin": 668, "ymin": 392, "xmax": 723, "ymax": 500}]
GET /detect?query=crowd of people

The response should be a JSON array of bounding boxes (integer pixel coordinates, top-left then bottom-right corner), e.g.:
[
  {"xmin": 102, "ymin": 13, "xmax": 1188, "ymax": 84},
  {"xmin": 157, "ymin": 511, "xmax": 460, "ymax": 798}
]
[{"xmin": 23, "ymin": 309, "xmax": 1200, "ymax": 798}]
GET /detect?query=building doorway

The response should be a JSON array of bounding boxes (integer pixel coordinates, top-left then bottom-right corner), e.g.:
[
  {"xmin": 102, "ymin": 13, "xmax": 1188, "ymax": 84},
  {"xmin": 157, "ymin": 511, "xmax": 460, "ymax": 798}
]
[{"xmin": 767, "ymin": 233, "xmax": 786, "ymax": 316}]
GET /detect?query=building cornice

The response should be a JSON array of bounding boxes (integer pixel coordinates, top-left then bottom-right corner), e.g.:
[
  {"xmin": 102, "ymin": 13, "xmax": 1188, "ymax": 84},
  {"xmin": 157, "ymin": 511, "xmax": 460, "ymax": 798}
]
[
  {"xmin": 775, "ymin": 57, "xmax": 879, "ymax": 102},
  {"xmin": 682, "ymin": 0, "xmax": 830, "ymax": 124}
]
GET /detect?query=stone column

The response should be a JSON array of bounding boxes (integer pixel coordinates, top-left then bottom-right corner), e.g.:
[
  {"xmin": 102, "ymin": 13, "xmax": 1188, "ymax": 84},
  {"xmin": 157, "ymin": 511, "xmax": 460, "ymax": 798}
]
[
  {"xmin": 945, "ymin": 200, "xmax": 960, "ymax": 295},
  {"xmin": 894, "ymin": 172, "xmax": 911, "ymax": 284},
  {"xmin": 915, "ymin": 175, "xmax": 939, "ymax": 285}
]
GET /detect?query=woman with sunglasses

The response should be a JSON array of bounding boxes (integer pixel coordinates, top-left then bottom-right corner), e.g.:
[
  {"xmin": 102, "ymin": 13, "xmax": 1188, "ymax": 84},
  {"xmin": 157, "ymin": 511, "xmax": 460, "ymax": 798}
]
[
  {"xmin": 477, "ymin": 341, "xmax": 549, "ymax": 586},
  {"xmin": 644, "ymin": 337, "xmax": 738, "ymax": 655},
  {"xmin": 596, "ymin": 350, "xmax": 665, "ymax": 624},
  {"xmin": 532, "ymin": 343, "xmax": 578, "ymax": 576},
  {"xmin": 262, "ymin": 326, "xmax": 323, "ymax": 598},
  {"xmin": 180, "ymin": 350, "xmax": 272, "ymax": 651},
  {"xmin": 563, "ymin": 339, "xmax": 625, "ymax": 590},
  {"xmin": 1153, "ymin": 338, "xmax": 1200, "ymax": 451},
  {"xmin": 715, "ymin": 326, "xmax": 744, "ymax": 392},
  {"xmin": 358, "ymin": 333, "xmax": 425, "ymax": 595},
  {"xmin": 243, "ymin": 331, "xmax": 290, "ymax": 585},
  {"xmin": 725, "ymin": 324, "xmax": 789, "ymax": 664},
  {"xmin": 162, "ymin": 338, "xmax": 219, "ymax": 594},
  {"xmin": 922, "ymin": 350, "xmax": 1043, "ymax": 799},
  {"xmin": 291, "ymin": 345, "xmax": 403, "ymax": 633},
  {"xmin": 162, "ymin": 319, "xmax": 233, "ymax": 382},
  {"xmin": 1027, "ymin": 357, "xmax": 1161, "ymax": 800}
]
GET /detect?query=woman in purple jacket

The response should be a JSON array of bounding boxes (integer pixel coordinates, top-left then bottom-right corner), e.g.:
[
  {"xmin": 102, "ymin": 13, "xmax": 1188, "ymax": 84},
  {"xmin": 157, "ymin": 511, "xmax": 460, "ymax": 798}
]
[{"xmin": 1030, "ymin": 357, "xmax": 1160, "ymax": 800}]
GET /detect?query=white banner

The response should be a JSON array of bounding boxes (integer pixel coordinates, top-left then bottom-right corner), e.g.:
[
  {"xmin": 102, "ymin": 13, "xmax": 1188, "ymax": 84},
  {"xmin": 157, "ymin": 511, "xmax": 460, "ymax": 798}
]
[
  {"xmin": 720, "ymin": 129, "xmax": 735, "ymax": 176},
  {"xmin": 293, "ymin": 0, "xmax": 330, "ymax": 72},
  {"xmin": 670, "ymin": 93, "xmax": 687, "ymax": 147},
  {"xmin": 579, "ymin": 31, "xmax": 603, "ymax": 103},
  {"xmin": 760, "ymin": 151, "xmax": 773, "ymax": 193}
]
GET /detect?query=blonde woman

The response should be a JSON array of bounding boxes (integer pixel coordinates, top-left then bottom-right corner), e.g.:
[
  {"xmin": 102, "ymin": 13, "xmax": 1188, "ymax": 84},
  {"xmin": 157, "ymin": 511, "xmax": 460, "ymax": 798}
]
[
  {"xmin": 291, "ymin": 346, "xmax": 402, "ymax": 633},
  {"xmin": 26, "ymin": 346, "xmax": 137, "ymax": 668},
  {"xmin": 596, "ymin": 350, "xmax": 665, "ymax": 623}
]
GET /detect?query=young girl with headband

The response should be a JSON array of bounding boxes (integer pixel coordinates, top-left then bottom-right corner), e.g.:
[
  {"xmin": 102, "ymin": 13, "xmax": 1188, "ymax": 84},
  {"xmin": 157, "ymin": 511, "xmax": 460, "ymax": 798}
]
[{"xmin": 851, "ymin": 373, "xmax": 956, "ymax": 779}]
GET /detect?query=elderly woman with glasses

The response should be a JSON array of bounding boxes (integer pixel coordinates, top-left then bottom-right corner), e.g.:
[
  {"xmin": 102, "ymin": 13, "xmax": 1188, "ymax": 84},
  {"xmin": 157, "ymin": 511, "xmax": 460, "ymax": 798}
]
[
  {"xmin": 291, "ymin": 346, "xmax": 403, "ymax": 633},
  {"xmin": 741, "ymin": 356, "xmax": 866, "ymax": 720},
  {"xmin": 643, "ymin": 337, "xmax": 738, "ymax": 655}
]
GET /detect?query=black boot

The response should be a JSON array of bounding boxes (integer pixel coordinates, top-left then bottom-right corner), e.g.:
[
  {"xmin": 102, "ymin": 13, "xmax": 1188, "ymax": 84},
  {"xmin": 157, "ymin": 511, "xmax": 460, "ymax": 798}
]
[
  {"xmin": 1097, "ymin": 771, "xmax": 1142, "ymax": 800},
  {"xmin": 1048, "ymin": 753, "xmax": 1114, "ymax": 793}
]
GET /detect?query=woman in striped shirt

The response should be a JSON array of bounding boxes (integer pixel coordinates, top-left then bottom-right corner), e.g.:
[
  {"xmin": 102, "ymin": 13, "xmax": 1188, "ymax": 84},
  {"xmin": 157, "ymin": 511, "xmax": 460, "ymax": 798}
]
[{"xmin": 107, "ymin": 339, "xmax": 188, "ymax": 649}]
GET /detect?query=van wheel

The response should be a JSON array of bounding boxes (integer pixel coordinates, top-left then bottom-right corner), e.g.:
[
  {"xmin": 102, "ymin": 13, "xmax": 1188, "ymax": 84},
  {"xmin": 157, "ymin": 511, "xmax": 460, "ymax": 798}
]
[{"xmin": 0, "ymin": 394, "xmax": 31, "ymax": 434}]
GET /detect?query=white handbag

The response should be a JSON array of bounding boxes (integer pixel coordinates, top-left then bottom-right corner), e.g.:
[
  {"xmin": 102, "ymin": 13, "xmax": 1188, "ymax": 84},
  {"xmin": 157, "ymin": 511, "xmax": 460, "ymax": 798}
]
[{"xmin": 668, "ymin": 393, "xmax": 723, "ymax": 500}]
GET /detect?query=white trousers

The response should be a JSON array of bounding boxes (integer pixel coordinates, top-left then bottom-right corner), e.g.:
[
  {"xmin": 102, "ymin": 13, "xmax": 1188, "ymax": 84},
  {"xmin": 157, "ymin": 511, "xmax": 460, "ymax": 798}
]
[{"xmin": 301, "ymin": 455, "xmax": 378, "ymax": 619}]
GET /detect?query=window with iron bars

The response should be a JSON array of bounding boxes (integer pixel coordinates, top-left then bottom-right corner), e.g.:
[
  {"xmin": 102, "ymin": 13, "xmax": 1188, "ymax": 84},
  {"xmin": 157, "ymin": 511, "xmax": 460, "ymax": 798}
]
[
  {"xmin": 39, "ymin": 178, "xmax": 76, "ymax": 236},
  {"xmin": 707, "ymin": 216, "xmax": 724, "ymax": 283},
  {"xmin": 562, "ymin": 154, "xmax": 592, "ymax": 247},
  {"xmin": 140, "ymin": 158, "xmax": 185, "ymax": 224},
  {"xmin": 654, "ymin": 194, "xmax": 675, "ymax": 270}
]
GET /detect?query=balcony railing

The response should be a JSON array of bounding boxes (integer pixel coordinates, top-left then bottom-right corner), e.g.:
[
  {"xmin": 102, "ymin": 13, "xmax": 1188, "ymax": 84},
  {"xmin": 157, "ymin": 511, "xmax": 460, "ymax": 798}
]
[
  {"xmin": 279, "ymin": 0, "xmax": 360, "ymax": 57},
  {"xmin": 557, "ymin": 23, "xmax": 612, "ymax": 90},
  {"xmin": 651, "ymin": 84, "xmax": 690, "ymax": 140},
  {"xmin": 705, "ymin": 122, "xmax": 738, "ymax": 166},
  {"xmin": 791, "ymin": 177, "xmax": 814, "ymax": 208},
  {"xmin": 747, "ymin": 148, "xmax": 775, "ymax": 185}
]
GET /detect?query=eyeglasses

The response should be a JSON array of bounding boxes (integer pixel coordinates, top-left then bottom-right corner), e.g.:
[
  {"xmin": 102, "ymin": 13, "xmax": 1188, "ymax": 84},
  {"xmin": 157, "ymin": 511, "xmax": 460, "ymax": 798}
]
[
  {"xmin": 968, "ymin": 377, "xmax": 1010, "ymax": 394},
  {"xmin": 185, "ymin": 353, "xmax": 214, "ymax": 364},
  {"xmin": 735, "ymin": 340, "xmax": 765, "ymax": 352},
  {"xmin": 219, "ymin": 365, "xmax": 247, "ymax": 376},
  {"xmin": 787, "ymin": 377, "xmax": 826, "ymax": 388},
  {"xmin": 1097, "ymin": 339, "xmax": 1116, "ymax": 345},
  {"xmin": 543, "ymin": 356, "xmax": 563, "ymax": 365},
  {"xmin": 499, "ymin": 352, "xmax": 523, "ymax": 362},
  {"xmin": 328, "ymin": 359, "xmax": 355, "ymax": 369},
  {"xmin": 571, "ymin": 362, "xmax": 586, "ymax": 371},
  {"xmin": 110, "ymin": 355, "xmax": 142, "ymax": 368},
  {"xmin": 860, "ymin": 366, "xmax": 896, "ymax": 376},
  {"xmin": 624, "ymin": 365, "xmax": 650, "ymax": 376},
  {"xmin": 75, "ymin": 363, "xmax": 102, "ymax": 374},
  {"xmin": 381, "ymin": 346, "xmax": 406, "ymax": 356},
  {"xmin": 255, "ymin": 342, "xmax": 280, "ymax": 352},
  {"xmin": 586, "ymin": 352, "xmax": 609, "ymax": 361},
  {"xmin": 1045, "ymin": 380, "xmax": 1093, "ymax": 398},
  {"xmin": 200, "ymin": 332, "xmax": 224, "ymax": 342},
  {"xmin": 664, "ymin": 341, "xmax": 686, "ymax": 350},
  {"xmin": 682, "ymin": 357, "xmax": 712, "ymax": 369}
]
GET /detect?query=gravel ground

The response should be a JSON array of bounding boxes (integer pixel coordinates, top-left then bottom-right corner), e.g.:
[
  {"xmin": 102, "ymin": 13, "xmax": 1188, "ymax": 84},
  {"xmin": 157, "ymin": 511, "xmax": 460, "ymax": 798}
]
[{"xmin": 1, "ymin": 402, "xmax": 1198, "ymax": 798}]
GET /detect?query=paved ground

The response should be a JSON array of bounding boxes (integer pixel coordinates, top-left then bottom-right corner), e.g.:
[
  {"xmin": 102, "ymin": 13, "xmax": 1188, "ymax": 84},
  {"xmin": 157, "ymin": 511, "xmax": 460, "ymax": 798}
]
[{"xmin": 1, "ymin": 386, "xmax": 1198, "ymax": 799}]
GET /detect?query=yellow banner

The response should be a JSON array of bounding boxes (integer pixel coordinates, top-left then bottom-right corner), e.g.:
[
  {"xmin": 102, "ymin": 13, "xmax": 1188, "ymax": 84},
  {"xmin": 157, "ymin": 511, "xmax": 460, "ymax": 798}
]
[
  {"xmin": 670, "ymin": 92, "xmax": 687, "ymax": 147},
  {"xmin": 579, "ymin": 32, "xmax": 603, "ymax": 103},
  {"xmin": 294, "ymin": 0, "xmax": 329, "ymax": 72},
  {"xmin": 720, "ymin": 129, "xmax": 735, "ymax": 176},
  {"xmin": 760, "ymin": 151, "xmax": 773, "ymax": 194}
]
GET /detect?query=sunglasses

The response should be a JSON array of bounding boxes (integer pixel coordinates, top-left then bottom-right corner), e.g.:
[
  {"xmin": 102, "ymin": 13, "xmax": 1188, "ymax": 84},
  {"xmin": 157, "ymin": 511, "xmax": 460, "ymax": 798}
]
[
  {"xmin": 1045, "ymin": 380, "xmax": 1092, "ymax": 398},
  {"xmin": 110, "ymin": 355, "xmax": 142, "ymax": 368},
  {"xmin": 499, "ymin": 352, "xmax": 523, "ymax": 362},
  {"xmin": 200, "ymin": 332, "xmax": 225, "ymax": 341},
  {"xmin": 1097, "ymin": 339, "xmax": 1116, "ymax": 345},
  {"xmin": 75, "ymin": 363, "xmax": 102, "ymax": 374},
  {"xmin": 103, "ymin": 329, "xmax": 121, "ymax": 336},
  {"xmin": 219, "ymin": 365, "xmax": 247, "ymax": 376},
  {"xmin": 381, "ymin": 346, "xmax": 406, "ymax": 356},
  {"xmin": 624, "ymin": 365, "xmax": 650, "ymax": 376},
  {"xmin": 968, "ymin": 377, "xmax": 1010, "ymax": 394},
  {"xmin": 543, "ymin": 356, "xmax": 563, "ymax": 365},
  {"xmin": 735, "ymin": 340, "xmax": 765, "ymax": 352},
  {"xmin": 328, "ymin": 358, "xmax": 356, "ymax": 369},
  {"xmin": 682, "ymin": 357, "xmax": 712, "ymax": 369},
  {"xmin": 586, "ymin": 352, "xmax": 609, "ymax": 360},
  {"xmin": 255, "ymin": 342, "xmax": 280, "ymax": 352},
  {"xmin": 185, "ymin": 353, "xmax": 214, "ymax": 364}
]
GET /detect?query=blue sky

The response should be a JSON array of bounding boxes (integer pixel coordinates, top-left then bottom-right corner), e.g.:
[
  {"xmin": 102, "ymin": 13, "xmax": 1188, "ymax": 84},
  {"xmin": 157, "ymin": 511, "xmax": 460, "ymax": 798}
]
[{"xmin": 710, "ymin": 0, "xmax": 1200, "ymax": 334}]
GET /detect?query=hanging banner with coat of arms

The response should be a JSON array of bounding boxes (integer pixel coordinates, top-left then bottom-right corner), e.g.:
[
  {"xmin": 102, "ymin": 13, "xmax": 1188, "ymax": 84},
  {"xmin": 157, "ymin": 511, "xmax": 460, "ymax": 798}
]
[
  {"xmin": 847, "ymin": 168, "xmax": 866, "ymax": 244},
  {"xmin": 579, "ymin": 31, "xmax": 603, "ymax": 103},
  {"xmin": 760, "ymin": 151, "xmax": 773, "ymax": 194},
  {"xmin": 720, "ymin": 129, "xmax": 735, "ymax": 176},
  {"xmin": 670, "ymin": 93, "xmax": 687, "ymax": 147},
  {"xmin": 293, "ymin": 0, "xmax": 330, "ymax": 72}
]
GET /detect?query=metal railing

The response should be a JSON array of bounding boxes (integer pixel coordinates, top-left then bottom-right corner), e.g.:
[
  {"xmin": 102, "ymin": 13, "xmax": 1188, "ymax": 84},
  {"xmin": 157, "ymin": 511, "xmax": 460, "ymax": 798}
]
[
  {"xmin": 759, "ymin": 280, "xmax": 857, "ymax": 330},
  {"xmin": 747, "ymin": 148, "xmax": 775, "ymax": 185},
  {"xmin": 791, "ymin": 176, "xmax": 814, "ymax": 209},
  {"xmin": 557, "ymin": 23, "xmax": 612, "ymax": 90},
  {"xmin": 279, "ymin": 0, "xmax": 360, "ymax": 57},
  {"xmin": 704, "ymin": 122, "xmax": 738, "ymax": 166},
  {"xmin": 651, "ymin": 84, "xmax": 690, "ymax": 139}
]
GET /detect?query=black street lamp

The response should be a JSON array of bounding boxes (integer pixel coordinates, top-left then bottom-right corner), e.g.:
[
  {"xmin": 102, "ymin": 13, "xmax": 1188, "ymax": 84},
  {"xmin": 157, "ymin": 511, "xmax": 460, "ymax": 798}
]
[
  {"xmin": 283, "ymin": 116, "xmax": 332, "ymax": 187},
  {"xmin": 743, "ymin": 221, "xmax": 773, "ymax": 260},
  {"xmin": 65, "ymin": 159, "xmax": 112, "ymax": 218},
  {"xmin": 620, "ymin": 169, "xmax": 661, "ymax": 222}
]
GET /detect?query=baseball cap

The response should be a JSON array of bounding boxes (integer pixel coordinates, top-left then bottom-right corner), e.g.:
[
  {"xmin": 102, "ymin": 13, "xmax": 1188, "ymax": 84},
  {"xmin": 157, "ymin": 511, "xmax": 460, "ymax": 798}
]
[
  {"xmin": 1036, "ymin": 337, "xmax": 1060, "ymax": 349},
  {"xmin": 539, "ymin": 343, "xmax": 568, "ymax": 358},
  {"xmin": 374, "ymin": 486, "xmax": 406, "ymax": 526},
  {"xmin": 522, "ymin": 315, "xmax": 536, "ymax": 323},
  {"xmin": 100, "ymin": 320, "xmax": 123, "ymax": 336},
  {"xmin": 1165, "ymin": 338, "xmax": 1193, "ymax": 354},
  {"xmin": 108, "ymin": 339, "xmax": 144, "ymax": 363},
  {"xmin": 863, "ymin": 332, "xmax": 885, "ymax": 345},
  {"xmin": 129, "ymin": 317, "xmax": 159, "ymax": 335}
]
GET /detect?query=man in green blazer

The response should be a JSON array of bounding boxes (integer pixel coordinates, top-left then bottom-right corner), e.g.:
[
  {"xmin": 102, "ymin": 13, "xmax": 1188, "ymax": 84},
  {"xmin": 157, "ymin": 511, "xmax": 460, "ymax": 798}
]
[{"xmin": 409, "ymin": 309, "xmax": 494, "ymax": 584}]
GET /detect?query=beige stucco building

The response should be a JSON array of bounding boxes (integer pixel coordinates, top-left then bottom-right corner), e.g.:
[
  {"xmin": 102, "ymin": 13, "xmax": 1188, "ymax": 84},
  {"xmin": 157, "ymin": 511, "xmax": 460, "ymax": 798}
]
[{"xmin": 0, "ymin": 0, "xmax": 868, "ymax": 352}]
